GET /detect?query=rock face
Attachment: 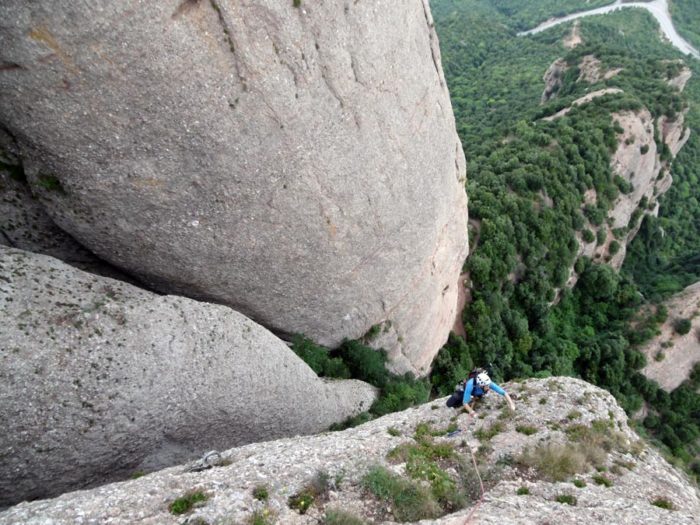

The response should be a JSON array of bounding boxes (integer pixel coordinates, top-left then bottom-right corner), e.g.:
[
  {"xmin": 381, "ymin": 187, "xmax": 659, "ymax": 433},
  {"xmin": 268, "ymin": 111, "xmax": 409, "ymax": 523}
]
[
  {"xmin": 641, "ymin": 281, "xmax": 700, "ymax": 391},
  {"xmin": 2, "ymin": 377, "xmax": 698, "ymax": 524},
  {"xmin": 0, "ymin": 247, "xmax": 377, "ymax": 506},
  {"xmin": 0, "ymin": 0, "xmax": 469, "ymax": 375},
  {"xmin": 0, "ymin": 150, "xmax": 135, "ymax": 283}
]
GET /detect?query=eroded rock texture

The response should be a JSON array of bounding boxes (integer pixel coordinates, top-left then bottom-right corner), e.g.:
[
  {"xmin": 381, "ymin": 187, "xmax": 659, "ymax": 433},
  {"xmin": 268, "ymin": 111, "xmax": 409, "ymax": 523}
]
[
  {"xmin": 0, "ymin": 0, "xmax": 469, "ymax": 374},
  {"xmin": 0, "ymin": 247, "xmax": 376, "ymax": 506},
  {"xmin": 2, "ymin": 378, "xmax": 698, "ymax": 524}
]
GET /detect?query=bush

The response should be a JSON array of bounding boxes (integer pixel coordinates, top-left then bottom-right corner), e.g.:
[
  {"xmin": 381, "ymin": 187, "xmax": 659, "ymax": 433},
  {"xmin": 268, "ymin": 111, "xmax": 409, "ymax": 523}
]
[
  {"xmin": 609, "ymin": 240, "xmax": 621, "ymax": 256},
  {"xmin": 337, "ymin": 340, "xmax": 389, "ymax": 387},
  {"xmin": 517, "ymin": 443, "xmax": 587, "ymax": 481},
  {"xmin": 555, "ymin": 494, "xmax": 577, "ymax": 505},
  {"xmin": 168, "ymin": 491, "xmax": 207, "ymax": 515},
  {"xmin": 572, "ymin": 478, "xmax": 586, "ymax": 488},
  {"xmin": 515, "ymin": 425, "xmax": 537, "ymax": 436},
  {"xmin": 291, "ymin": 335, "xmax": 350, "ymax": 378},
  {"xmin": 288, "ymin": 470, "xmax": 332, "ymax": 514},
  {"xmin": 651, "ymin": 497, "xmax": 675, "ymax": 510},
  {"xmin": 252, "ymin": 485, "xmax": 269, "ymax": 501},
  {"xmin": 362, "ymin": 465, "xmax": 442, "ymax": 522},
  {"xmin": 582, "ymin": 229, "xmax": 595, "ymax": 243},
  {"xmin": 593, "ymin": 474, "xmax": 613, "ymax": 487},
  {"xmin": 516, "ymin": 486, "xmax": 530, "ymax": 495},
  {"xmin": 673, "ymin": 318, "xmax": 692, "ymax": 335},
  {"xmin": 248, "ymin": 509, "xmax": 275, "ymax": 525}
]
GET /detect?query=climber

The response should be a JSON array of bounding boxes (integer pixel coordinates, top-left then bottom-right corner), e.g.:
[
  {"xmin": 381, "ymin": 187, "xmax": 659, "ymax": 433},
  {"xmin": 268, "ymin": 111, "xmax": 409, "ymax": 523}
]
[{"xmin": 446, "ymin": 369, "xmax": 515, "ymax": 415}]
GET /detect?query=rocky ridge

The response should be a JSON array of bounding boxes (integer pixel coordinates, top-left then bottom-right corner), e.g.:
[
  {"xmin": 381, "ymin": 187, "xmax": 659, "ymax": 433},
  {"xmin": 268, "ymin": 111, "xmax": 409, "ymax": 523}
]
[
  {"xmin": 0, "ymin": 247, "xmax": 376, "ymax": 506},
  {"xmin": 2, "ymin": 377, "xmax": 698, "ymax": 524},
  {"xmin": 0, "ymin": 0, "xmax": 469, "ymax": 375}
]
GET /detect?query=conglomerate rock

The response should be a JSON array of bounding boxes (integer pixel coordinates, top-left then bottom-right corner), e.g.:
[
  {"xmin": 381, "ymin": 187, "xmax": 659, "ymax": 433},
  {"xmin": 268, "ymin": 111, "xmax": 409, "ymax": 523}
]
[
  {"xmin": 2, "ymin": 377, "xmax": 698, "ymax": 524},
  {"xmin": 0, "ymin": 246, "xmax": 376, "ymax": 506},
  {"xmin": 0, "ymin": 0, "xmax": 469, "ymax": 375}
]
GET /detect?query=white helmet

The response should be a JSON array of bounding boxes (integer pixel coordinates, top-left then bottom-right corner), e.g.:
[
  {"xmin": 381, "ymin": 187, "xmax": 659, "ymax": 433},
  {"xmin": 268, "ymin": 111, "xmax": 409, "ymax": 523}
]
[{"xmin": 476, "ymin": 372, "xmax": 491, "ymax": 388}]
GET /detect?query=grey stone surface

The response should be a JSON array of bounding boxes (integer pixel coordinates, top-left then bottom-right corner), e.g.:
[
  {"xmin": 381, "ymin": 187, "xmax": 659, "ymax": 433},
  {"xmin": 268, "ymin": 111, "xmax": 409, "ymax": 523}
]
[
  {"xmin": 0, "ymin": 0, "xmax": 469, "ymax": 375},
  {"xmin": 0, "ymin": 246, "xmax": 377, "ymax": 507},
  {"xmin": 2, "ymin": 378, "xmax": 698, "ymax": 524},
  {"xmin": 0, "ymin": 150, "xmax": 135, "ymax": 283}
]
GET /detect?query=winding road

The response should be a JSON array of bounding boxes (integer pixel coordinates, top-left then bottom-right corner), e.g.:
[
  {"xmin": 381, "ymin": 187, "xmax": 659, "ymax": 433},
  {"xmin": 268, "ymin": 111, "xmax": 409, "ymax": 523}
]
[{"xmin": 519, "ymin": 0, "xmax": 699, "ymax": 60}]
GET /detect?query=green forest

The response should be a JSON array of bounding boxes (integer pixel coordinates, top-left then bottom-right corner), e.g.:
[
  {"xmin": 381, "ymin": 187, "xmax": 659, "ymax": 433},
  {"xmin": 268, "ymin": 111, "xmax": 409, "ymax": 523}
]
[{"xmin": 428, "ymin": 0, "xmax": 700, "ymax": 479}]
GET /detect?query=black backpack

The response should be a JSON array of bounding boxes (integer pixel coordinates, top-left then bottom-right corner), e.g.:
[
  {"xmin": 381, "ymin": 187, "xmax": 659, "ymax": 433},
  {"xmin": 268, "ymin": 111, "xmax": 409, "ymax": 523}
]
[{"xmin": 445, "ymin": 367, "xmax": 486, "ymax": 408}]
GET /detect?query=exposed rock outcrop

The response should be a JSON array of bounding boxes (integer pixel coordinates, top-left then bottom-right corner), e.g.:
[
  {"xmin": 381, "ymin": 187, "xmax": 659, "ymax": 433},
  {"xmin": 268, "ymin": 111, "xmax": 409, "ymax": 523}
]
[
  {"xmin": 0, "ymin": 0, "xmax": 469, "ymax": 375},
  {"xmin": 0, "ymin": 247, "xmax": 377, "ymax": 506},
  {"xmin": 2, "ymin": 378, "xmax": 698, "ymax": 524},
  {"xmin": 542, "ymin": 58, "xmax": 569, "ymax": 102},
  {"xmin": 641, "ymin": 281, "xmax": 700, "ymax": 391}
]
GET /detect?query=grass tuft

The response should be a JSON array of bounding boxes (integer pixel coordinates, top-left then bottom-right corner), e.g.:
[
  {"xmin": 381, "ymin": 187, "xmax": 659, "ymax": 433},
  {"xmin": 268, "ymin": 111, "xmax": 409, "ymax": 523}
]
[
  {"xmin": 362, "ymin": 465, "xmax": 441, "ymax": 522},
  {"xmin": 593, "ymin": 474, "xmax": 613, "ymax": 487},
  {"xmin": 555, "ymin": 494, "xmax": 577, "ymax": 506},
  {"xmin": 323, "ymin": 508, "xmax": 367, "ymax": 524},
  {"xmin": 168, "ymin": 491, "xmax": 207, "ymax": 515},
  {"xmin": 651, "ymin": 497, "xmax": 675, "ymax": 510}
]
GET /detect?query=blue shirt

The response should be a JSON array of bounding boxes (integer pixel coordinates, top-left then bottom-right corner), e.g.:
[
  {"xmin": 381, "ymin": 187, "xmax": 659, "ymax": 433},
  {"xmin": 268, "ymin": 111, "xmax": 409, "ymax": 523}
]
[{"xmin": 462, "ymin": 378, "xmax": 506, "ymax": 405}]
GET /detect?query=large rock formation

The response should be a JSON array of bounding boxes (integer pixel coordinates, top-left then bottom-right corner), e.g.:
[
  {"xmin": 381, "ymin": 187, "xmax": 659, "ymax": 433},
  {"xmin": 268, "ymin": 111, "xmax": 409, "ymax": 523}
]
[
  {"xmin": 2, "ymin": 378, "xmax": 698, "ymax": 524},
  {"xmin": 640, "ymin": 281, "xmax": 700, "ymax": 391},
  {"xmin": 0, "ymin": 246, "xmax": 376, "ymax": 506},
  {"xmin": 0, "ymin": 0, "xmax": 469, "ymax": 374}
]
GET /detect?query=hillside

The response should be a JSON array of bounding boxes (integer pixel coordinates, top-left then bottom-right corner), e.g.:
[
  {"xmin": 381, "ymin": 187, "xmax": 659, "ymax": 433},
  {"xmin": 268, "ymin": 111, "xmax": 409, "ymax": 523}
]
[{"xmin": 2, "ymin": 378, "xmax": 698, "ymax": 524}]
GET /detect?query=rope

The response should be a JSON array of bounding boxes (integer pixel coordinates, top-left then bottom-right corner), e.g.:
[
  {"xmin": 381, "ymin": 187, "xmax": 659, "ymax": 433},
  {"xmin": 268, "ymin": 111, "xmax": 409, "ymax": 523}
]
[{"xmin": 460, "ymin": 413, "xmax": 486, "ymax": 525}]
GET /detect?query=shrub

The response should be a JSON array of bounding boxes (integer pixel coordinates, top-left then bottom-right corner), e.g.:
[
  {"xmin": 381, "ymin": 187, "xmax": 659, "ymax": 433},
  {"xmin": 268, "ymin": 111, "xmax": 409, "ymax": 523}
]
[
  {"xmin": 515, "ymin": 425, "xmax": 537, "ymax": 436},
  {"xmin": 291, "ymin": 335, "xmax": 350, "ymax": 378},
  {"xmin": 248, "ymin": 509, "xmax": 275, "ymax": 525},
  {"xmin": 371, "ymin": 375, "xmax": 431, "ymax": 416},
  {"xmin": 516, "ymin": 486, "xmax": 530, "ymax": 495},
  {"xmin": 572, "ymin": 478, "xmax": 586, "ymax": 488},
  {"xmin": 609, "ymin": 240, "xmax": 620, "ymax": 255},
  {"xmin": 673, "ymin": 318, "xmax": 692, "ymax": 335},
  {"xmin": 288, "ymin": 470, "xmax": 331, "ymax": 514},
  {"xmin": 362, "ymin": 465, "xmax": 441, "ymax": 522},
  {"xmin": 640, "ymin": 144, "xmax": 650, "ymax": 154},
  {"xmin": 388, "ymin": 427, "xmax": 402, "ymax": 437},
  {"xmin": 288, "ymin": 491, "xmax": 315, "ymax": 514},
  {"xmin": 596, "ymin": 229, "xmax": 607, "ymax": 246},
  {"xmin": 651, "ymin": 497, "xmax": 674, "ymax": 510},
  {"xmin": 555, "ymin": 494, "xmax": 577, "ymax": 506},
  {"xmin": 566, "ymin": 410, "xmax": 582, "ymax": 420},
  {"xmin": 336, "ymin": 340, "xmax": 389, "ymax": 387},
  {"xmin": 252, "ymin": 485, "xmax": 269, "ymax": 501},
  {"xmin": 324, "ymin": 508, "xmax": 367, "ymax": 524},
  {"xmin": 582, "ymin": 229, "xmax": 595, "ymax": 243},
  {"xmin": 474, "ymin": 421, "xmax": 504, "ymax": 442},
  {"xmin": 517, "ymin": 443, "xmax": 587, "ymax": 481},
  {"xmin": 168, "ymin": 491, "xmax": 207, "ymax": 515},
  {"xmin": 593, "ymin": 474, "xmax": 613, "ymax": 487},
  {"xmin": 539, "ymin": 397, "xmax": 547, "ymax": 405}
]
